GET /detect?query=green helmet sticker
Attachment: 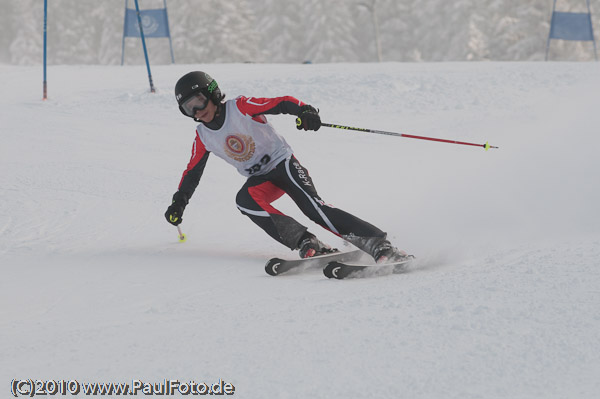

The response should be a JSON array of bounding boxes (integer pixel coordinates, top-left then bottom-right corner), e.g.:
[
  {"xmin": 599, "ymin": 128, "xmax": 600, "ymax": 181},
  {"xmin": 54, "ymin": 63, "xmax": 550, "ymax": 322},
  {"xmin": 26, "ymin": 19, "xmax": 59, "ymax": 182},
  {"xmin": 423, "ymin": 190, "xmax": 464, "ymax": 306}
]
[{"xmin": 207, "ymin": 80, "xmax": 218, "ymax": 94}]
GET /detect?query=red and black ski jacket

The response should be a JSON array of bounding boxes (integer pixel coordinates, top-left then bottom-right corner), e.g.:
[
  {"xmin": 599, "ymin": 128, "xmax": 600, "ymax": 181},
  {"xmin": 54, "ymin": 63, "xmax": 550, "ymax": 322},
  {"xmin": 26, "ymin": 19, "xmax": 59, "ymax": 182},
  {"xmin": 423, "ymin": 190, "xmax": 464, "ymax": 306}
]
[{"xmin": 176, "ymin": 95, "xmax": 307, "ymax": 201}]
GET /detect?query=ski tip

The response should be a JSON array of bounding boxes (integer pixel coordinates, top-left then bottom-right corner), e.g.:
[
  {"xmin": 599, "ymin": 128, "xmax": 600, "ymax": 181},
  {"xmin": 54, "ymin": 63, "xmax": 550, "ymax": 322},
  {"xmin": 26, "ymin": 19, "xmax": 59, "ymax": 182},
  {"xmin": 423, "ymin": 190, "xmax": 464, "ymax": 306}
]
[
  {"xmin": 323, "ymin": 261, "xmax": 352, "ymax": 279},
  {"xmin": 265, "ymin": 258, "xmax": 285, "ymax": 276},
  {"xmin": 323, "ymin": 262, "xmax": 340, "ymax": 279}
]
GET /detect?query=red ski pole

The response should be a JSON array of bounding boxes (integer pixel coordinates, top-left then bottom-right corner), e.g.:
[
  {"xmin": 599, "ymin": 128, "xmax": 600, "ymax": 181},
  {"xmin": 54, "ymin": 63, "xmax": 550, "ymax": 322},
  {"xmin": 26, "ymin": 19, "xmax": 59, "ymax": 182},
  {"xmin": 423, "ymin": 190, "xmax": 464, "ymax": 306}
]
[{"xmin": 321, "ymin": 122, "xmax": 498, "ymax": 151}]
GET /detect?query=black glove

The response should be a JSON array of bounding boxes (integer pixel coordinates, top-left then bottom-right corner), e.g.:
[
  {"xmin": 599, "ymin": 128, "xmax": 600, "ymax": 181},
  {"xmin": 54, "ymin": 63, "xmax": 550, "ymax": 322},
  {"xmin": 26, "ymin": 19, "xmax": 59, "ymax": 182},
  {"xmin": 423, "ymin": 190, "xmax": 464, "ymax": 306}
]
[
  {"xmin": 295, "ymin": 105, "xmax": 321, "ymax": 131},
  {"xmin": 165, "ymin": 191, "xmax": 189, "ymax": 226}
]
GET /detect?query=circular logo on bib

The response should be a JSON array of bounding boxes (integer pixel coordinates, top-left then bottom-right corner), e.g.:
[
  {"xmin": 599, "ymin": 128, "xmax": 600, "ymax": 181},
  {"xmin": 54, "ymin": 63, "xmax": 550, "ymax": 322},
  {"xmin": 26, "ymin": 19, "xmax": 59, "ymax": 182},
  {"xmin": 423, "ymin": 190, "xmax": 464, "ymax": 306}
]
[
  {"xmin": 226, "ymin": 135, "xmax": 245, "ymax": 154},
  {"xmin": 224, "ymin": 134, "xmax": 255, "ymax": 162}
]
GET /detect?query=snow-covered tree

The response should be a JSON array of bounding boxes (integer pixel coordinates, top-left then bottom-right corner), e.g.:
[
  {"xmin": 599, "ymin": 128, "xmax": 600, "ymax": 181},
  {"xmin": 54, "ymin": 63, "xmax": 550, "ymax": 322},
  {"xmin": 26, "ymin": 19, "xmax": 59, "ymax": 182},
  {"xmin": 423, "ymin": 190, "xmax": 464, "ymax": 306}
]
[
  {"xmin": 2, "ymin": 0, "xmax": 599, "ymax": 64},
  {"xmin": 9, "ymin": 0, "xmax": 43, "ymax": 65}
]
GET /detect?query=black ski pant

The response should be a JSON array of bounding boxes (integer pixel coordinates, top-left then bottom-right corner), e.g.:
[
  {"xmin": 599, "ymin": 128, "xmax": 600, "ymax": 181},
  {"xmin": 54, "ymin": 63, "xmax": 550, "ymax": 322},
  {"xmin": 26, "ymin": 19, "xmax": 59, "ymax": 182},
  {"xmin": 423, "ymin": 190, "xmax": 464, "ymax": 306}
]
[{"xmin": 235, "ymin": 155, "xmax": 387, "ymax": 255}]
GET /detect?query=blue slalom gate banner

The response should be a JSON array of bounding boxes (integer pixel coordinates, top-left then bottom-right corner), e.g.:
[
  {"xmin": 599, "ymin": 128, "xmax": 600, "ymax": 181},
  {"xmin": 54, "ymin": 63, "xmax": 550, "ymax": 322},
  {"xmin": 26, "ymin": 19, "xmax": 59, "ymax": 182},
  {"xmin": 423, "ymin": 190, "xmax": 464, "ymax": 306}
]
[
  {"xmin": 121, "ymin": 0, "xmax": 175, "ymax": 65},
  {"xmin": 549, "ymin": 11, "xmax": 595, "ymax": 41},
  {"xmin": 546, "ymin": 0, "xmax": 597, "ymax": 60},
  {"xmin": 123, "ymin": 8, "xmax": 170, "ymax": 38}
]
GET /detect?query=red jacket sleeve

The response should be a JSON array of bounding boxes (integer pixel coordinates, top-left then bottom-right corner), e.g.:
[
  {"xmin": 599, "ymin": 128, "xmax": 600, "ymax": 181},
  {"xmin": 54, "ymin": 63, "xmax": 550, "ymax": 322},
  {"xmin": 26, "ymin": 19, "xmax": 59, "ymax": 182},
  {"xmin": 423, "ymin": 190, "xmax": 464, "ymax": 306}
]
[
  {"xmin": 236, "ymin": 96, "xmax": 307, "ymax": 122},
  {"xmin": 178, "ymin": 132, "xmax": 210, "ymax": 199}
]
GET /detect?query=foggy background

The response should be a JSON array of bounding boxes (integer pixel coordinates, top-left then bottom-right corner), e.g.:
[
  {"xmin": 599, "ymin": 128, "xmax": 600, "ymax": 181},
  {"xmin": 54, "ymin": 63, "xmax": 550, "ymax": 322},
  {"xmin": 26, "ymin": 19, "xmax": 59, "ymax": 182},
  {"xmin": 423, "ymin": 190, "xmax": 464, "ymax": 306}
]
[{"xmin": 1, "ymin": 0, "xmax": 598, "ymax": 65}]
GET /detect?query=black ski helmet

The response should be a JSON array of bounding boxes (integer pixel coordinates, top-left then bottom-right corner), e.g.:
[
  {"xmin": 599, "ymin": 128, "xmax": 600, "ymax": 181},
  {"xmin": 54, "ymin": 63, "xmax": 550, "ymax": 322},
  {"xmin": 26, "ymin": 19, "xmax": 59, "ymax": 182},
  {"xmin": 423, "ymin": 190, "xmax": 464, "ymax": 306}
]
[{"xmin": 174, "ymin": 71, "xmax": 224, "ymax": 118}]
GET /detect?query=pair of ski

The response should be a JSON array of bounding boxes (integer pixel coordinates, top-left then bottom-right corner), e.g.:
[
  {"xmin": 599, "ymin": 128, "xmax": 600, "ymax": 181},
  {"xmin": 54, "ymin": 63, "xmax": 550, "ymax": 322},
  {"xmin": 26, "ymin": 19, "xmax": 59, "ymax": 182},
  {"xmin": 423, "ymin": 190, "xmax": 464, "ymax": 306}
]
[{"xmin": 265, "ymin": 249, "xmax": 413, "ymax": 279}]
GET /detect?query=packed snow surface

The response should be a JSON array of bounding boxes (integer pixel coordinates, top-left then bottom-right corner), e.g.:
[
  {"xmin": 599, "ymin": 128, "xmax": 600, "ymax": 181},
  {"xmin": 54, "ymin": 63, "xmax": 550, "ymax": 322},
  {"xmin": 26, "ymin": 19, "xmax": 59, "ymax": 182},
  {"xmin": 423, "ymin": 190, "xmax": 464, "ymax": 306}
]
[{"xmin": 1, "ymin": 62, "xmax": 600, "ymax": 398}]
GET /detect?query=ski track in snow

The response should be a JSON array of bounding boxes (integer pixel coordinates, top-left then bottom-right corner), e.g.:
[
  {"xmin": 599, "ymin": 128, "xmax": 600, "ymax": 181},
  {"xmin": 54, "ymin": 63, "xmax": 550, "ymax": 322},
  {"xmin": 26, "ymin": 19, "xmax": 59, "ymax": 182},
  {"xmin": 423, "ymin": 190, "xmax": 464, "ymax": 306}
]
[{"xmin": 1, "ymin": 62, "xmax": 600, "ymax": 398}]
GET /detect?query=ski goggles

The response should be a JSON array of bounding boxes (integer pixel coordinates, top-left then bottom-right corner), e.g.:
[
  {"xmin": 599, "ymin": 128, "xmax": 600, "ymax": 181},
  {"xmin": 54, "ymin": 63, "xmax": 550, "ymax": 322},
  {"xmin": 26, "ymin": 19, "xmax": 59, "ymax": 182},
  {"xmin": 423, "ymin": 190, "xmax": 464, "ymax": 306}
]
[{"xmin": 181, "ymin": 92, "xmax": 210, "ymax": 116}]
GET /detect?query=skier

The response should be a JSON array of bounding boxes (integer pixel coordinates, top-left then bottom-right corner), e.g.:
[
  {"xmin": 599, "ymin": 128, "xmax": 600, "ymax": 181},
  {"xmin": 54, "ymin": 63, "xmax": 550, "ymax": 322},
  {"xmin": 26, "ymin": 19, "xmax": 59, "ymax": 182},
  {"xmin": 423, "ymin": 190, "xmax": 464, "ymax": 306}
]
[{"xmin": 165, "ymin": 71, "xmax": 410, "ymax": 263}]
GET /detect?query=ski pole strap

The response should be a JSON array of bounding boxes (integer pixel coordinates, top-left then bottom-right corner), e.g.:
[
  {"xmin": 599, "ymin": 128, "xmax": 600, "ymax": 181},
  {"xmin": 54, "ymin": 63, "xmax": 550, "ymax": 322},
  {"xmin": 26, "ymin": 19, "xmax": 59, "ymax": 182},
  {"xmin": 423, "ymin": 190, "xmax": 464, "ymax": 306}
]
[{"xmin": 322, "ymin": 123, "xmax": 498, "ymax": 150}]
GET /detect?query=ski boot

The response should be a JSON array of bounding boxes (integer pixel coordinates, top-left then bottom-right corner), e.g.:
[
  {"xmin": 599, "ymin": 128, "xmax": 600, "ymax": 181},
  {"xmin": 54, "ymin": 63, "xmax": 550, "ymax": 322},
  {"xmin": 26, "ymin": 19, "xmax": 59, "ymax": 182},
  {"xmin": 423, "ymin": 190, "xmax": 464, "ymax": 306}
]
[
  {"xmin": 298, "ymin": 232, "xmax": 337, "ymax": 259},
  {"xmin": 373, "ymin": 240, "xmax": 414, "ymax": 264}
]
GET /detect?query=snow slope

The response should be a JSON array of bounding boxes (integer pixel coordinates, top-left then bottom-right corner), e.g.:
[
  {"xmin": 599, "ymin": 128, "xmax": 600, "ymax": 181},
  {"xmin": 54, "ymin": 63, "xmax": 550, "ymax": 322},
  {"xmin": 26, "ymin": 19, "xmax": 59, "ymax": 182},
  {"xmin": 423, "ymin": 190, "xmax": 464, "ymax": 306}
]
[{"xmin": 1, "ymin": 62, "xmax": 600, "ymax": 398}]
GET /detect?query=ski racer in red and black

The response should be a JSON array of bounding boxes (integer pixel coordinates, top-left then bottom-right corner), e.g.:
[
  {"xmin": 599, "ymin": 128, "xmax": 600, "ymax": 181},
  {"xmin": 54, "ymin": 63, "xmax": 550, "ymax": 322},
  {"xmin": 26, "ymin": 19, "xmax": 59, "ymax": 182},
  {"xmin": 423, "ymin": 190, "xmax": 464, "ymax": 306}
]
[{"xmin": 165, "ymin": 71, "xmax": 410, "ymax": 263}]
